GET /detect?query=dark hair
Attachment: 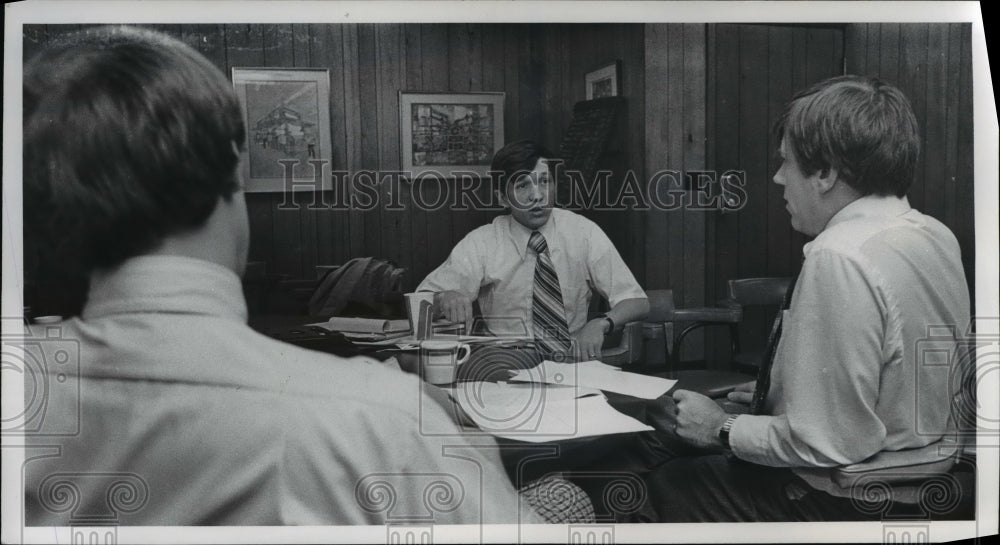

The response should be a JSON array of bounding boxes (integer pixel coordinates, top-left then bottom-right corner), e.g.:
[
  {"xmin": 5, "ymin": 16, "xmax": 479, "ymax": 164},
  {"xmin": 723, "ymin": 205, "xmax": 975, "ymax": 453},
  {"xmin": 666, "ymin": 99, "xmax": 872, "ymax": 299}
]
[
  {"xmin": 24, "ymin": 25, "xmax": 246, "ymax": 274},
  {"xmin": 490, "ymin": 140, "xmax": 554, "ymax": 193},
  {"xmin": 774, "ymin": 75, "xmax": 920, "ymax": 197}
]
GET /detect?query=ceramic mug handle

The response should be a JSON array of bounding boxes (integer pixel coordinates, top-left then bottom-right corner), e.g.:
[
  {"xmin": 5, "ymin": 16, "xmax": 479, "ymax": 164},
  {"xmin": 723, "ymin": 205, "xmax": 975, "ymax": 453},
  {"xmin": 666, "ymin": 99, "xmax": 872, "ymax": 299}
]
[{"xmin": 455, "ymin": 344, "xmax": 472, "ymax": 366}]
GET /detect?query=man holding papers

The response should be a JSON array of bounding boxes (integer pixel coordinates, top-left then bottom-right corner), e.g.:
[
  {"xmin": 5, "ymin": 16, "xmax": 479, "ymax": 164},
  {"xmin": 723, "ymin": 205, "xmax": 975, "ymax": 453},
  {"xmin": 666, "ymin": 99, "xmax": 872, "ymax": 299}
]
[
  {"xmin": 633, "ymin": 76, "xmax": 971, "ymax": 521},
  {"xmin": 417, "ymin": 140, "xmax": 648, "ymax": 362}
]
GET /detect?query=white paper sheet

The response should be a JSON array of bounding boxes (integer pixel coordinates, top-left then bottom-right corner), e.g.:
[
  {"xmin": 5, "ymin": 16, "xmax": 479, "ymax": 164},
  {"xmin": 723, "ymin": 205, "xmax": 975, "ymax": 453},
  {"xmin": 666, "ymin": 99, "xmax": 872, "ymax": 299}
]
[
  {"xmin": 351, "ymin": 333, "xmax": 532, "ymax": 348},
  {"xmin": 451, "ymin": 382, "xmax": 653, "ymax": 442},
  {"xmin": 308, "ymin": 317, "xmax": 409, "ymax": 334},
  {"xmin": 507, "ymin": 359, "xmax": 677, "ymax": 399}
]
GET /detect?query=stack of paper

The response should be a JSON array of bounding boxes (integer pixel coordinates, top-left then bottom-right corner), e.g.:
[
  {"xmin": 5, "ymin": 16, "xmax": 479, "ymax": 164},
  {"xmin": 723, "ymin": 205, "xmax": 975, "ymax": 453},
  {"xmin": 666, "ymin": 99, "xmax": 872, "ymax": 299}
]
[
  {"xmin": 451, "ymin": 382, "xmax": 653, "ymax": 442},
  {"xmin": 508, "ymin": 360, "xmax": 676, "ymax": 399},
  {"xmin": 352, "ymin": 333, "xmax": 533, "ymax": 349},
  {"xmin": 312, "ymin": 317, "xmax": 410, "ymax": 334},
  {"xmin": 308, "ymin": 317, "xmax": 461, "ymax": 341}
]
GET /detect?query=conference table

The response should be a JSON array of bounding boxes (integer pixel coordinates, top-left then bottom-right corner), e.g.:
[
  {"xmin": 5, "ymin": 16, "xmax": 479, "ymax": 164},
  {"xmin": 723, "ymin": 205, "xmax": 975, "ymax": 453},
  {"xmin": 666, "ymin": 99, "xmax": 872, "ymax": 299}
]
[{"xmin": 248, "ymin": 314, "xmax": 686, "ymax": 520}]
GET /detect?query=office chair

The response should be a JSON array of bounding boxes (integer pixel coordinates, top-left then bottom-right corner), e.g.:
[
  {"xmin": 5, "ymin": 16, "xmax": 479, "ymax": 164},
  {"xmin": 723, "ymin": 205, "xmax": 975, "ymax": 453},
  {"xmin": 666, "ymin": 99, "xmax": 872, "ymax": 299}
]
[
  {"xmin": 640, "ymin": 277, "xmax": 792, "ymax": 398},
  {"xmin": 672, "ymin": 277, "xmax": 793, "ymax": 373},
  {"xmin": 585, "ymin": 290, "xmax": 645, "ymax": 367},
  {"xmin": 599, "ymin": 321, "xmax": 644, "ymax": 366}
]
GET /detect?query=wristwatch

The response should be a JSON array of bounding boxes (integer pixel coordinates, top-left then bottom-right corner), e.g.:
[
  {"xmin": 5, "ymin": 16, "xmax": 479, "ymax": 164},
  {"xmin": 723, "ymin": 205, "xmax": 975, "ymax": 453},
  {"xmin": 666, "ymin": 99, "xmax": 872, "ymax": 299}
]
[
  {"xmin": 718, "ymin": 415, "xmax": 738, "ymax": 450},
  {"xmin": 597, "ymin": 313, "xmax": 616, "ymax": 333}
]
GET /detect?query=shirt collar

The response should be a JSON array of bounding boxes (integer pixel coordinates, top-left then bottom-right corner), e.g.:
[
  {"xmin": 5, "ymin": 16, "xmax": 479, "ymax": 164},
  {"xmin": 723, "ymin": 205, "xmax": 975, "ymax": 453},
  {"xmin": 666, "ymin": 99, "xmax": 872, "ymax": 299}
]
[
  {"xmin": 506, "ymin": 209, "xmax": 558, "ymax": 259},
  {"xmin": 824, "ymin": 194, "xmax": 912, "ymax": 231},
  {"xmin": 83, "ymin": 255, "xmax": 248, "ymax": 322}
]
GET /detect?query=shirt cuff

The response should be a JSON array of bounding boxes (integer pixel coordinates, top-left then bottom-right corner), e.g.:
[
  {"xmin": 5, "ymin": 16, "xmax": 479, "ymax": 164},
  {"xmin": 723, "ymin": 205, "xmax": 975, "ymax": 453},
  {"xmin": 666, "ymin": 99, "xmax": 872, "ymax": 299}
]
[
  {"xmin": 606, "ymin": 287, "xmax": 648, "ymax": 308},
  {"xmin": 728, "ymin": 413, "xmax": 776, "ymax": 465}
]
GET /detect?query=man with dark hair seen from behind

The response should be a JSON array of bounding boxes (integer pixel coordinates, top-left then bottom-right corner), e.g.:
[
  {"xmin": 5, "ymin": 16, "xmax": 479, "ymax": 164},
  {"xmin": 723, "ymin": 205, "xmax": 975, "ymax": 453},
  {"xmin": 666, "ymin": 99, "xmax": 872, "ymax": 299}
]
[
  {"xmin": 632, "ymin": 75, "xmax": 971, "ymax": 522},
  {"xmin": 23, "ymin": 26, "xmax": 544, "ymax": 525}
]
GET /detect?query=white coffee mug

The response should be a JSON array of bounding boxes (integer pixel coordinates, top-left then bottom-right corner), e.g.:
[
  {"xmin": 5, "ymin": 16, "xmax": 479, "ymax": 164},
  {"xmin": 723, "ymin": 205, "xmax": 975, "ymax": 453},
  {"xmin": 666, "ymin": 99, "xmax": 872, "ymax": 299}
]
[{"xmin": 419, "ymin": 339, "xmax": 471, "ymax": 385}]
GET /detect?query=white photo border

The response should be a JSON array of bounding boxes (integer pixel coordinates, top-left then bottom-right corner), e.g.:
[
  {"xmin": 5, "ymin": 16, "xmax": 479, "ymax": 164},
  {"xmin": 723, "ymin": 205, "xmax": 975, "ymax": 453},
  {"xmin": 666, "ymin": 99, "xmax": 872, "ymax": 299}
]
[{"xmin": 3, "ymin": 2, "xmax": 996, "ymax": 544}]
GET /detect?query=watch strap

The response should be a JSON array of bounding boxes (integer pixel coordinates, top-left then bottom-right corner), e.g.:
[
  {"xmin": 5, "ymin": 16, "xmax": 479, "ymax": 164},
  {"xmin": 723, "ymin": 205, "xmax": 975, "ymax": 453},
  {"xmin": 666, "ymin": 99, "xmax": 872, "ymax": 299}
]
[
  {"xmin": 719, "ymin": 415, "xmax": 738, "ymax": 450},
  {"xmin": 598, "ymin": 313, "xmax": 616, "ymax": 333}
]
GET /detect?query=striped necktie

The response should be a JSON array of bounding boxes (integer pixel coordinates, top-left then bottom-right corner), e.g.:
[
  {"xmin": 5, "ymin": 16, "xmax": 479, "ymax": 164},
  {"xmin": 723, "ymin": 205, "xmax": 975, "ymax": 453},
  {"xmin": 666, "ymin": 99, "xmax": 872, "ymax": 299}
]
[
  {"xmin": 528, "ymin": 231, "xmax": 572, "ymax": 360},
  {"xmin": 750, "ymin": 276, "xmax": 798, "ymax": 415}
]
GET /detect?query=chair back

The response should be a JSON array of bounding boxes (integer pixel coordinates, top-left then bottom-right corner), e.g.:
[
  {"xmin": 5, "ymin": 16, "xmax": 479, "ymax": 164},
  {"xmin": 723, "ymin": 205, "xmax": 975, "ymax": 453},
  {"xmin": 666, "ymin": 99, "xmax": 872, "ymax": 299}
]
[
  {"xmin": 727, "ymin": 277, "xmax": 793, "ymax": 307},
  {"xmin": 587, "ymin": 288, "xmax": 649, "ymax": 367},
  {"xmin": 719, "ymin": 277, "xmax": 791, "ymax": 370},
  {"xmin": 635, "ymin": 290, "xmax": 677, "ymax": 369},
  {"xmin": 645, "ymin": 289, "xmax": 676, "ymax": 323}
]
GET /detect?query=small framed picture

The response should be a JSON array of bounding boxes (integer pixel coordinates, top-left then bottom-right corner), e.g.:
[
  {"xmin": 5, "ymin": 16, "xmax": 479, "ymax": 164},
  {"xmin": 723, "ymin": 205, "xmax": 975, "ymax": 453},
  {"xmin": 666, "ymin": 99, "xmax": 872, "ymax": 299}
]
[
  {"xmin": 232, "ymin": 68, "xmax": 333, "ymax": 192},
  {"xmin": 585, "ymin": 61, "xmax": 622, "ymax": 100},
  {"xmin": 399, "ymin": 92, "xmax": 505, "ymax": 178}
]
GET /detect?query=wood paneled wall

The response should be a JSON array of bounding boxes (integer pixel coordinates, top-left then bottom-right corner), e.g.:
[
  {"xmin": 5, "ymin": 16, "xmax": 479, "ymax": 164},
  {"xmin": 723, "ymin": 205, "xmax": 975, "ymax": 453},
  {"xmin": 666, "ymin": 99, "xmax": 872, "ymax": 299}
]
[
  {"xmin": 844, "ymin": 23, "xmax": 976, "ymax": 301},
  {"xmin": 23, "ymin": 23, "xmax": 976, "ymax": 337},
  {"xmin": 700, "ymin": 24, "xmax": 844, "ymax": 362},
  {"xmin": 644, "ymin": 24, "xmax": 707, "ymax": 303},
  {"xmin": 215, "ymin": 24, "xmax": 545, "ymax": 288},
  {"xmin": 24, "ymin": 23, "xmax": 546, "ymax": 288},
  {"xmin": 642, "ymin": 24, "xmax": 709, "ymax": 358},
  {"xmin": 536, "ymin": 24, "xmax": 647, "ymax": 283}
]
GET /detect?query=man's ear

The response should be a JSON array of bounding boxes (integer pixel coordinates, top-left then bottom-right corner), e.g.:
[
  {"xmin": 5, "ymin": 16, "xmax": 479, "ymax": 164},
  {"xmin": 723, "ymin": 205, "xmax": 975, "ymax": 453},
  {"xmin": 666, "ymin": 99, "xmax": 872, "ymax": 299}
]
[
  {"xmin": 814, "ymin": 166, "xmax": 840, "ymax": 194},
  {"xmin": 496, "ymin": 189, "xmax": 509, "ymax": 210}
]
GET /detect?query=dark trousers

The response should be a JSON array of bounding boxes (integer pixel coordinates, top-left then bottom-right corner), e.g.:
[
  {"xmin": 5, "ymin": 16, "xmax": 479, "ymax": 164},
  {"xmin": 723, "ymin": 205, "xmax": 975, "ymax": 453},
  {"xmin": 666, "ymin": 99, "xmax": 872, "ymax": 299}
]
[
  {"xmin": 570, "ymin": 430, "xmax": 891, "ymax": 523},
  {"xmin": 624, "ymin": 452, "xmax": 886, "ymax": 523}
]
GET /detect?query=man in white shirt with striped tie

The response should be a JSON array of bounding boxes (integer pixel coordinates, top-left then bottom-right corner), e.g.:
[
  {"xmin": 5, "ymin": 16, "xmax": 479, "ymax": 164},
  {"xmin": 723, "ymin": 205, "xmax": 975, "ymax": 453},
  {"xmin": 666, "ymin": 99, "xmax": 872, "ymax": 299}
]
[{"xmin": 417, "ymin": 140, "xmax": 648, "ymax": 363}]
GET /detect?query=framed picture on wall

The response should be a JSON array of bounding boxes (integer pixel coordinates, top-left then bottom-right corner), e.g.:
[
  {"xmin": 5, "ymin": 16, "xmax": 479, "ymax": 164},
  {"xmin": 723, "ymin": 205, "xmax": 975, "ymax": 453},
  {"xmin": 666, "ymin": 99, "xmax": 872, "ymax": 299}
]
[
  {"xmin": 232, "ymin": 68, "xmax": 333, "ymax": 192},
  {"xmin": 585, "ymin": 61, "xmax": 622, "ymax": 100},
  {"xmin": 399, "ymin": 92, "xmax": 505, "ymax": 177}
]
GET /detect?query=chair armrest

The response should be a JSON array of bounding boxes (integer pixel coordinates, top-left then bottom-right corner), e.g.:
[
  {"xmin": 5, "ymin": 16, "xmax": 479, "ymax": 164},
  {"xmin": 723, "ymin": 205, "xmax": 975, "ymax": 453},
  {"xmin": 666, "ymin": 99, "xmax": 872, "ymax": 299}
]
[
  {"xmin": 672, "ymin": 306, "xmax": 742, "ymax": 323},
  {"xmin": 831, "ymin": 436, "xmax": 962, "ymax": 488},
  {"xmin": 600, "ymin": 321, "xmax": 643, "ymax": 367},
  {"xmin": 641, "ymin": 321, "xmax": 674, "ymax": 340},
  {"xmin": 665, "ymin": 304, "xmax": 744, "ymax": 369}
]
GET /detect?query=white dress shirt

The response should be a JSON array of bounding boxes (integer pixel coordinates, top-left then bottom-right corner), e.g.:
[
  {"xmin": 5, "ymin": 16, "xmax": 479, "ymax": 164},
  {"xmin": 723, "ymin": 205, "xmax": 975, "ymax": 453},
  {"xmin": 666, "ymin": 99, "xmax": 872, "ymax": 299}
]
[
  {"xmin": 728, "ymin": 195, "xmax": 971, "ymax": 497},
  {"xmin": 417, "ymin": 208, "xmax": 646, "ymax": 336},
  {"xmin": 24, "ymin": 255, "xmax": 542, "ymax": 525}
]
